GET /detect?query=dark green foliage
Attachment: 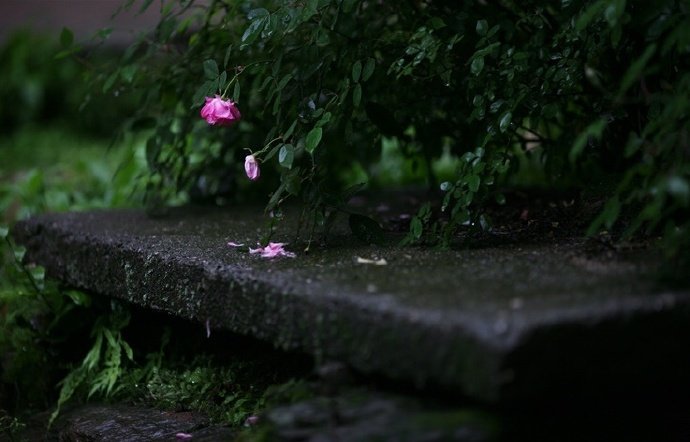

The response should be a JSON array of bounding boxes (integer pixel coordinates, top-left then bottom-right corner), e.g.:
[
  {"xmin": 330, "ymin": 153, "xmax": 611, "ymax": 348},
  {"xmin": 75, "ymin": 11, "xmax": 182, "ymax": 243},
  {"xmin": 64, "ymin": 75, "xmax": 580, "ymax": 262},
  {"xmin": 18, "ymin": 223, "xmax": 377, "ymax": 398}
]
[
  {"xmin": 0, "ymin": 228, "xmax": 108, "ymax": 417},
  {"xmin": 1, "ymin": 227, "xmax": 312, "ymax": 431},
  {"xmin": 123, "ymin": 356, "xmax": 313, "ymax": 427},
  {"xmin": 96, "ymin": 0, "xmax": 688, "ymax": 266}
]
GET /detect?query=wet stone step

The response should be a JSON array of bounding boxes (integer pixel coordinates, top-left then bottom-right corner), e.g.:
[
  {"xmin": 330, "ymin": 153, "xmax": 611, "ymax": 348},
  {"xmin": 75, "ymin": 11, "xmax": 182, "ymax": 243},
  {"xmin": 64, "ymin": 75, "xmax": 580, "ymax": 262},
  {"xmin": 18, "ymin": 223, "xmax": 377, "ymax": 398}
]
[
  {"xmin": 12, "ymin": 207, "xmax": 690, "ymax": 402},
  {"xmin": 18, "ymin": 404, "xmax": 234, "ymax": 442},
  {"xmin": 21, "ymin": 392, "xmax": 491, "ymax": 442}
]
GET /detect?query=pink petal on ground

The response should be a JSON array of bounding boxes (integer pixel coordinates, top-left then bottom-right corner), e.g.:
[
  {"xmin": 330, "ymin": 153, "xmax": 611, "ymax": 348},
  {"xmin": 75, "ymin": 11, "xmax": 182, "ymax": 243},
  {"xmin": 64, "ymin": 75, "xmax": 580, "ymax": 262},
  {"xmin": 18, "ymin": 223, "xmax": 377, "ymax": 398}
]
[
  {"xmin": 249, "ymin": 242, "xmax": 296, "ymax": 258},
  {"xmin": 175, "ymin": 433, "xmax": 193, "ymax": 440},
  {"xmin": 227, "ymin": 241, "xmax": 245, "ymax": 247}
]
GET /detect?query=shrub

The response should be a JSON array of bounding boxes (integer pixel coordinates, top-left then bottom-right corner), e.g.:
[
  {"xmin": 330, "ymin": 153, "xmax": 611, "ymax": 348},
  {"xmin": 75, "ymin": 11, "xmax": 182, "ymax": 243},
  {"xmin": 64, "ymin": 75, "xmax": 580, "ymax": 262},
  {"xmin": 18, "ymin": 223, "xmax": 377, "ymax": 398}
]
[{"xmin": 77, "ymin": 0, "xmax": 688, "ymax": 264}]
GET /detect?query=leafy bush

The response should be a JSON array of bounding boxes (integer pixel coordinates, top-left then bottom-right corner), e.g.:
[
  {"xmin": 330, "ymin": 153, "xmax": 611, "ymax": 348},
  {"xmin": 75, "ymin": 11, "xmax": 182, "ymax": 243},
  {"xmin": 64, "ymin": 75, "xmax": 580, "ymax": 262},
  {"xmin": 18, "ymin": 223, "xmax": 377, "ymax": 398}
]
[{"xmin": 80, "ymin": 0, "xmax": 689, "ymax": 265}]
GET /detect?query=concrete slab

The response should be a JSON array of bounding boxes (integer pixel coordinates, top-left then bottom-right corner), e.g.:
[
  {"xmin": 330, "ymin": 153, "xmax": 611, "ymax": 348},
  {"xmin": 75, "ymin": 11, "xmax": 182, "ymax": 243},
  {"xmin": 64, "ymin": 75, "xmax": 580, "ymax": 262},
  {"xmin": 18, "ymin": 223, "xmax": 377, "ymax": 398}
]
[{"xmin": 12, "ymin": 207, "xmax": 690, "ymax": 401}]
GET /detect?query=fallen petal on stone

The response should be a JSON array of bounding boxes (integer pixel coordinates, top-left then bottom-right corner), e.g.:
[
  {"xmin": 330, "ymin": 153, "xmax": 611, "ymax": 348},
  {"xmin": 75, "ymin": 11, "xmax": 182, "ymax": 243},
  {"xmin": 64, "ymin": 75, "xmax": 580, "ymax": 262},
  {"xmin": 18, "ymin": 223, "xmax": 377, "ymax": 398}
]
[
  {"xmin": 250, "ymin": 242, "xmax": 296, "ymax": 258},
  {"xmin": 227, "ymin": 241, "xmax": 245, "ymax": 247},
  {"xmin": 175, "ymin": 433, "xmax": 193, "ymax": 440},
  {"xmin": 355, "ymin": 256, "xmax": 388, "ymax": 266}
]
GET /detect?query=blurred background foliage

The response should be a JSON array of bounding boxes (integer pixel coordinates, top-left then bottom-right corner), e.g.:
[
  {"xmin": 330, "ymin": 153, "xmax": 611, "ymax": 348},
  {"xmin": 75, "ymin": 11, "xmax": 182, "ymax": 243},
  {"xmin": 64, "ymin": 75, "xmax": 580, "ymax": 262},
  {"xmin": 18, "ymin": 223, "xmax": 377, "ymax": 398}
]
[{"xmin": 0, "ymin": 28, "xmax": 151, "ymax": 436}]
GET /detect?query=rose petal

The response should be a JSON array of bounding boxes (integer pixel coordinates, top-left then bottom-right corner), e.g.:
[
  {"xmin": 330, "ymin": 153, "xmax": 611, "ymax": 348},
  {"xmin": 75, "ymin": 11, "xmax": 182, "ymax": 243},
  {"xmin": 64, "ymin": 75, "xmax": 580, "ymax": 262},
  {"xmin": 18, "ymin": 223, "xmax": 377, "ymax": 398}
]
[{"xmin": 249, "ymin": 243, "xmax": 296, "ymax": 259}]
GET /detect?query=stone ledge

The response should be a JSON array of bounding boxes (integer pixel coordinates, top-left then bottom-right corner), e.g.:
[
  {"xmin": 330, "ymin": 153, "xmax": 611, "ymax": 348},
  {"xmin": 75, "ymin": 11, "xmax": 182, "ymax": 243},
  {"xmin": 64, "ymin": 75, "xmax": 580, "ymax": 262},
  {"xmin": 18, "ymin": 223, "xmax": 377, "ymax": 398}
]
[{"xmin": 12, "ymin": 207, "xmax": 690, "ymax": 402}]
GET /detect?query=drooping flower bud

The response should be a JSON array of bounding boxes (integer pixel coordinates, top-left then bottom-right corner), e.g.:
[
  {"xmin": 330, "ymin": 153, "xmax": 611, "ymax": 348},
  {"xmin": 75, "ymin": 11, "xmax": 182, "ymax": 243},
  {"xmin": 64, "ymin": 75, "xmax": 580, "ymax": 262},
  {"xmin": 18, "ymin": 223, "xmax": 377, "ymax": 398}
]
[
  {"xmin": 244, "ymin": 154, "xmax": 260, "ymax": 181},
  {"xmin": 200, "ymin": 95, "xmax": 241, "ymax": 126}
]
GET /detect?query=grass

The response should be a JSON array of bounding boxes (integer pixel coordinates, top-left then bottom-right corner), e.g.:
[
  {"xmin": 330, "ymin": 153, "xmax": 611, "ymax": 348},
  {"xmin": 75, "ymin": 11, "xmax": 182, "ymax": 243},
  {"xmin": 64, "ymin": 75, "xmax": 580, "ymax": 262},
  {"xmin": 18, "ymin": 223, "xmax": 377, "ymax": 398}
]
[{"xmin": 0, "ymin": 124, "xmax": 147, "ymax": 225}]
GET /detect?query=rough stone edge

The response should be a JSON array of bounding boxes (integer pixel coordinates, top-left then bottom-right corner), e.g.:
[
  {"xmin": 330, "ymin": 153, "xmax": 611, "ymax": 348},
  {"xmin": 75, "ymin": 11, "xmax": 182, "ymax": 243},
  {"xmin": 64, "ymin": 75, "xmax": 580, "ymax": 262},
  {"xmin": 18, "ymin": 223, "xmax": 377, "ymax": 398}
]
[
  {"xmin": 12, "ymin": 214, "xmax": 507, "ymax": 401},
  {"xmin": 14, "ymin": 212, "xmax": 690, "ymax": 402}
]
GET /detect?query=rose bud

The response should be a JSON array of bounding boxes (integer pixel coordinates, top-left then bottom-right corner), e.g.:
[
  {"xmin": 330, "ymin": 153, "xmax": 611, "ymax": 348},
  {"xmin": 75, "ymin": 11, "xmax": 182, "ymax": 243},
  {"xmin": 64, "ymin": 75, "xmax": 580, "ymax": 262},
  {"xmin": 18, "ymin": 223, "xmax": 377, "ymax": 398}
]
[{"xmin": 244, "ymin": 154, "xmax": 260, "ymax": 181}]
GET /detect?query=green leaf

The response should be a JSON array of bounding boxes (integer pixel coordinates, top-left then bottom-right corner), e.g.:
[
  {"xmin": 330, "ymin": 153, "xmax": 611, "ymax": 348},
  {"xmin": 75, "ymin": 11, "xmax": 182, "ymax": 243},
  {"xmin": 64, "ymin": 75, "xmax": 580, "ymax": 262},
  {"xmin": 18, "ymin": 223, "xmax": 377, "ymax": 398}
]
[
  {"xmin": 120, "ymin": 65, "xmax": 137, "ymax": 83},
  {"xmin": 283, "ymin": 120, "xmax": 298, "ymax": 140},
  {"xmin": 467, "ymin": 175, "xmax": 480, "ymax": 192},
  {"xmin": 604, "ymin": 0, "xmax": 626, "ymax": 26},
  {"xmin": 203, "ymin": 59, "xmax": 219, "ymax": 80},
  {"xmin": 103, "ymin": 71, "xmax": 119, "ymax": 93},
  {"xmin": 471, "ymin": 57, "xmax": 484, "ymax": 75},
  {"xmin": 352, "ymin": 60, "xmax": 362, "ymax": 82},
  {"xmin": 122, "ymin": 340, "xmax": 134, "ymax": 361},
  {"xmin": 476, "ymin": 20, "xmax": 488, "ymax": 36},
  {"xmin": 218, "ymin": 71, "xmax": 228, "ymax": 90},
  {"xmin": 84, "ymin": 332, "xmax": 104, "ymax": 370},
  {"xmin": 232, "ymin": 81, "xmax": 241, "ymax": 102},
  {"xmin": 66, "ymin": 290, "xmax": 92, "ymax": 307},
  {"xmin": 263, "ymin": 143, "xmax": 283, "ymax": 161},
  {"xmin": 302, "ymin": 0, "xmax": 319, "ymax": 21},
  {"xmin": 282, "ymin": 167, "xmax": 302, "ymax": 196},
  {"xmin": 472, "ymin": 42, "xmax": 500, "ymax": 59},
  {"xmin": 262, "ymin": 13, "xmax": 279, "ymax": 39},
  {"xmin": 278, "ymin": 144, "xmax": 295, "ymax": 169},
  {"xmin": 267, "ymin": 182, "xmax": 287, "ymax": 212},
  {"xmin": 223, "ymin": 45, "xmax": 233, "ymax": 68},
  {"xmin": 277, "ymin": 73, "xmax": 293, "ymax": 91},
  {"xmin": 411, "ymin": 217, "xmax": 423, "ymax": 239},
  {"xmin": 353, "ymin": 84, "xmax": 362, "ymax": 107},
  {"xmin": 247, "ymin": 8, "xmax": 269, "ymax": 20},
  {"xmin": 618, "ymin": 44, "xmax": 656, "ymax": 98},
  {"xmin": 14, "ymin": 246, "xmax": 26, "ymax": 262},
  {"xmin": 316, "ymin": 112, "xmax": 332, "ymax": 128},
  {"xmin": 362, "ymin": 58, "xmax": 375, "ymax": 81},
  {"xmin": 192, "ymin": 80, "xmax": 214, "ymax": 106},
  {"xmin": 305, "ymin": 127, "xmax": 323, "ymax": 154},
  {"xmin": 576, "ymin": 1, "xmax": 606, "ymax": 31},
  {"xmin": 499, "ymin": 111, "xmax": 512, "ymax": 132},
  {"xmin": 60, "ymin": 27, "xmax": 74, "ymax": 48},
  {"xmin": 349, "ymin": 214, "xmax": 385, "ymax": 244},
  {"xmin": 30, "ymin": 266, "xmax": 45, "ymax": 290},
  {"xmin": 242, "ymin": 18, "xmax": 266, "ymax": 44},
  {"xmin": 588, "ymin": 196, "xmax": 621, "ymax": 234}
]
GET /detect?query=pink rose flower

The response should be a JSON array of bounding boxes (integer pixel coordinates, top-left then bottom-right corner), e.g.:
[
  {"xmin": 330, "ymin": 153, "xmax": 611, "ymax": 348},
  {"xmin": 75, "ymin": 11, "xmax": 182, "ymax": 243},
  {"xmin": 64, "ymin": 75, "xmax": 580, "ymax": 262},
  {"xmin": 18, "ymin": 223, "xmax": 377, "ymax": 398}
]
[
  {"xmin": 200, "ymin": 95, "xmax": 241, "ymax": 126},
  {"xmin": 244, "ymin": 155, "xmax": 260, "ymax": 181},
  {"xmin": 249, "ymin": 242, "xmax": 296, "ymax": 258}
]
